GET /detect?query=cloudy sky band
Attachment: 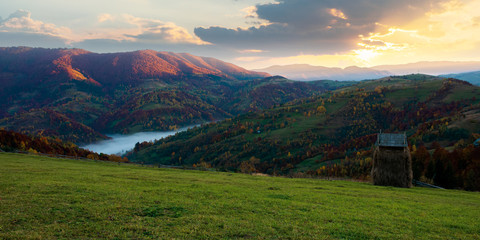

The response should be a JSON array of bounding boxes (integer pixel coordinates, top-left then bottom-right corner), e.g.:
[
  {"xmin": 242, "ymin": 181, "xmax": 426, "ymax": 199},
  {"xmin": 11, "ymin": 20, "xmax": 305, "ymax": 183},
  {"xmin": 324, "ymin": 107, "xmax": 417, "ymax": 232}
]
[{"xmin": 1, "ymin": 0, "xmax": 480, "ymax": 69}]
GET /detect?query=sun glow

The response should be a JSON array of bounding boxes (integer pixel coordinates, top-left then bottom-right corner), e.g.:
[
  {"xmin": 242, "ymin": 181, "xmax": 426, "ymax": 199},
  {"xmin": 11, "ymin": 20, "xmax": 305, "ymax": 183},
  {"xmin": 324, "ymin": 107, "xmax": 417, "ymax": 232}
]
[
  {"xmin": 352, "ymin": 49, "xmax": 380, "ymax": 63},
  {"xmin": 349, "ymin": 27, "xmax": 418, "ymax": 65}
]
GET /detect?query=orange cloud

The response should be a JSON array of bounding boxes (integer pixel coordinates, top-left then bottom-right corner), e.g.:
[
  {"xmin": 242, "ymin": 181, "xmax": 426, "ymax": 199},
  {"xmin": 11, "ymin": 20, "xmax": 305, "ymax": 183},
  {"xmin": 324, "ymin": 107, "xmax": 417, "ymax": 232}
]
[
  {"xmin": 237, "ymin": 49, "xmax": 265, "ymax": 53},
  {"xmin": 97, "ymin": 14, "xmax": 114, "ymax": 23},
  {"xmin": 329, "ymin": 8, "xmax": 347, "ymax": 20}
]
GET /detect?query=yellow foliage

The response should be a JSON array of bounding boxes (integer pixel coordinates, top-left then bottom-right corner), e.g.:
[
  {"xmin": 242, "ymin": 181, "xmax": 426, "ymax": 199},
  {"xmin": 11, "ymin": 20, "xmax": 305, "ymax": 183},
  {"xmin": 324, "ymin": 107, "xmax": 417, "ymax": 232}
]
[{"xmin": 316, "ymin": 105, "xmax": 327, "ymax": 114}]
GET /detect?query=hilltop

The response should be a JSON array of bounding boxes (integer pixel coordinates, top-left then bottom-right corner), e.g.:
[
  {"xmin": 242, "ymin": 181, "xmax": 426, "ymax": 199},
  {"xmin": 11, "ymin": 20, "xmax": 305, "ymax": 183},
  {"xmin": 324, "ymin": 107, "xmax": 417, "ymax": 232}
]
[{"xmin": 1, "ymin": 153, "xmax": 479, "ymax": 239}]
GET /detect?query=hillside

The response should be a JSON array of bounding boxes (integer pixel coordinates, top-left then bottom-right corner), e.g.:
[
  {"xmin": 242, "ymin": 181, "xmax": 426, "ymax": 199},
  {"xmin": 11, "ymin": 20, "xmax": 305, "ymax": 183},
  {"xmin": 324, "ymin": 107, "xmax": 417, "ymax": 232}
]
[
  {"xmin": 254, "ymin": 64, "xmax": 390, "ymax": 81},
  {"xmin": 0, "ymin": 129, "xmax": 127, "ymax": 162},
  {"xmin": 442, "ymin": 70, "xmax": 480, "ymax": 86},
  {"xmin": 1, "ymin": 153, "xmax": 479, "ymax": 239},
  {"xmin": 0, "ymin": 47, "xmax": 342, "ymax": 144},
  {"xmin": 129, "ymin": 75, "xmax": 480, "ymax": 189}
]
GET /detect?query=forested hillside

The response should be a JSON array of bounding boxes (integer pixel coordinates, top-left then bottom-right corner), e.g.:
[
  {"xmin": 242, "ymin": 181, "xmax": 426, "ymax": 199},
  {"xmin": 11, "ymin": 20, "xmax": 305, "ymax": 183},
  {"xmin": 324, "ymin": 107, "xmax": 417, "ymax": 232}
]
[
  {"xmin": 0, "ymin": 47, "xmax": 347, "ymax": 143},
  {"xmin": 0, "ymin": 129, "xmax": 127, "ymax": 162},
  {"xmin": 130, "ymin": 75, "xmax": 480, "ymax": 190}
]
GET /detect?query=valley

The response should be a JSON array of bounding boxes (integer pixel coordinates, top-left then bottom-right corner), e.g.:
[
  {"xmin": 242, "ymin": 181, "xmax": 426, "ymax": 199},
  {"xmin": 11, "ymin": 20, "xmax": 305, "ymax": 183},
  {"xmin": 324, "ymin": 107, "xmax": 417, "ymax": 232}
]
[
  {"xmin": 81, "ymin": 126, "xmax": 195, "ymax": 155},
  {"xmin": 2, "ymin": 1, "xmax": 480, "ymax": 239},
  {"xmin": 128, "ymin": 75, "xmax": 480, "ymax": 190},
  {"xmin": 1, "ymin": 47, "xmax": 479, "ymax": 191}
]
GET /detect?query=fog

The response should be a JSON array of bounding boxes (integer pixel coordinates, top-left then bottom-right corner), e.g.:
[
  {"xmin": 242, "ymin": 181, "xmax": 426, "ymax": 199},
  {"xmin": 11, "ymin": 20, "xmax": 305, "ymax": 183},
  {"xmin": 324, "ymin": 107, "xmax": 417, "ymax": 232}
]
[{"xmin": 81, "ymin": 126, "xmax": 192, "ymax": 155}]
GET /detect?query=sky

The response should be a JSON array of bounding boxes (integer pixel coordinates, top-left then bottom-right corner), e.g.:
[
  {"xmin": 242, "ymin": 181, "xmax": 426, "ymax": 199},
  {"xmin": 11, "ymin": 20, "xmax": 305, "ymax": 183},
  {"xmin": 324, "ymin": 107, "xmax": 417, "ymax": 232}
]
[{"xmin": 1, "ymin": 0, "xmax": 480, "ymax": 69}]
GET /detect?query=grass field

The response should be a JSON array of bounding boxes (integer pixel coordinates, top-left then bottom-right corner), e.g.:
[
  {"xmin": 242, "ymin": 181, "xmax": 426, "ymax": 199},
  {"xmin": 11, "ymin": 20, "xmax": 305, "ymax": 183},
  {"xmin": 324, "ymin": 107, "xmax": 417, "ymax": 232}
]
[{"xmin": 1, "ymin": 152, "xmax": 479, "ymax": 239}]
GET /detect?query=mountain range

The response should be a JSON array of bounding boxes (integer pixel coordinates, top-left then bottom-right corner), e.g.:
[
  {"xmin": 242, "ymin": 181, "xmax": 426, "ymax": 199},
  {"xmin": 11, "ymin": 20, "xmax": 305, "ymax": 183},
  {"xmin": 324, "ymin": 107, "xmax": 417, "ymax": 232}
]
[
  {"xmin": 1, "ymin": 47, "xmax": 479, "ymax": 190},
  {"xmin": 0, "ymin": 47, "xmax": 342, "ymax": 144},
  {"xmin": 0, "ymin": 47, "xmax": 269, "ymax": 86},
  {"xmin": 372, "ymin": 61, "xmax": 480, "ymax": 75},
  {"xmin": 254, "ymin": 64, "xmax": 390, "ymax": 81},
  {"xmin": 2, "ymin": 47, "xmax": 479, "ymax": 145},
  {"xmin": 254, "ymin": 61, "xmax": 480, "ymax": 82}
]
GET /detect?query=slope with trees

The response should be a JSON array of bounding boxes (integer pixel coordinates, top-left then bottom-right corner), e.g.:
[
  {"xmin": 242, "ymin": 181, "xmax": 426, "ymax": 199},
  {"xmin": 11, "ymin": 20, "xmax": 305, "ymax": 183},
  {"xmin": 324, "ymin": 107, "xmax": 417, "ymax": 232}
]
[
  {"xmin": 129, "ymin": 75, "xmax": 480, "ymax": 190},
  {"xmin": 0, "ymin": 47, "xmax": 347, "ymax": 143}
]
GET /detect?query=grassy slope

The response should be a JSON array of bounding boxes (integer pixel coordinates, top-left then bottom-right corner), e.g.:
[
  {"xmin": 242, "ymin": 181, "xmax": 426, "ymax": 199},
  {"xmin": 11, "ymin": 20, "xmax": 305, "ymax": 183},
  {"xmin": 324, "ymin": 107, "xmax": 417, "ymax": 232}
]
[{"xmin": 1, "ymin": 153, "xmax": 479, "ymax": 239}]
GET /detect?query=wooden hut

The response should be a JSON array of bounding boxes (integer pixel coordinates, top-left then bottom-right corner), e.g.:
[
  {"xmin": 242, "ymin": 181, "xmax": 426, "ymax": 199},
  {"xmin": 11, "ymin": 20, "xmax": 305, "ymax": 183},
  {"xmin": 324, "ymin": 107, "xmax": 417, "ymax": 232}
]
[{"xmin": 372, "ymin": 132, "xmax": 412, "ymax": 188}]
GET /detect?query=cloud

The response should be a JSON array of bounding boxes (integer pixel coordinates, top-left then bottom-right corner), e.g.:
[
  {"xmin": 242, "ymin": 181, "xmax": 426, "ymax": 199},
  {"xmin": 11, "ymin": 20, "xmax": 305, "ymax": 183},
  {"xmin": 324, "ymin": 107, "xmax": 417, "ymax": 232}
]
[
  {"xmin": 352, "ymin": 0, "xmax": 480, "ymax": 65},
  {"xmin": 0, "ymin": 10, "xmax": 207, "ymax": 49},
  {"xmin": 237, "ymin": 49, "xmax": 265, "ymax": 53},
  {"xmin": 194, "ymin": 0, "xmax": 450, "ymax": 55},
  {"xmin": 0, "ymin": 10, "xmax": 71, "ymax": 37},
  {"xmin": 195, "ymin": 24, "xmax": 362, "ymax": 56},
  {"xmin": 0, "ymin": 10, "xmax": 71, "ymax": 47},
  {"xmin": 0, "ymin": 10, "xmax": 71, "ymax": 42},
  {"xmin": 97, "ymin": 14, "xmax": 114, "ymax": 23},
  {"xmin": 473, "ymin": 16, "xmax": 480, "ymax": 27},
  {"xmin": 125, "ymin": 15, "xmax": 208, "ymax": 45},
  {"xmin": 329, "ymin": 9, "xmax": 348, "ymax": 20},
  {"xmin": 88, "ymin": 14, "xmax": 207, "ymax": 45}
]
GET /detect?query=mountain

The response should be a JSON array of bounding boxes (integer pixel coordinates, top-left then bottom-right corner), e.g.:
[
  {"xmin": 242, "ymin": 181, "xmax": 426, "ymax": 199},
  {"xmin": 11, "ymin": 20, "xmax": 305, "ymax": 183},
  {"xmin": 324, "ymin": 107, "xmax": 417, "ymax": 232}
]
[
  {"xmin": 441, "ymin": 70, "xmax": 480, "ymax": 86},
  {"xmin": 0, "ymin": 47, "xmax": 269, "ymax": 86},
  {"xmin": 372, "ymin": 61, "xmax": 480, "ymax": 76},
  {"xmin": 254, "ymin": 64, "xmax": 390, "ymax": 81},
  {"xmin": 0, "ymin": 47, "xmax": 346, "ymax": 144},
  {"xmin": 129, "ymin": 75, "xmax": 480, "ymax": 189}
]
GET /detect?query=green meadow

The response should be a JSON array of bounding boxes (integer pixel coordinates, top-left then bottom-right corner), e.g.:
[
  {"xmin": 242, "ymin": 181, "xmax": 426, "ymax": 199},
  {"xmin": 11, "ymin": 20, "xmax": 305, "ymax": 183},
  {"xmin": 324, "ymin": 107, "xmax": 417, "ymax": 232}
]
[{"xmin": 1, "ymin": 152, "xmax": 479, "ymax": 239}]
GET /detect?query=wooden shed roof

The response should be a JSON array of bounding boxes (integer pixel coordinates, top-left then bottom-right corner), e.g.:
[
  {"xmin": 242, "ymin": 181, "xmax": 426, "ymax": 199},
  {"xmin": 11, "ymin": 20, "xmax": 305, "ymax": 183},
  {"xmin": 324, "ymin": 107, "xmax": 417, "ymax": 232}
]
[{"xmin": 376, "ymin": 133, "xmax": 407, "ymax": 147}]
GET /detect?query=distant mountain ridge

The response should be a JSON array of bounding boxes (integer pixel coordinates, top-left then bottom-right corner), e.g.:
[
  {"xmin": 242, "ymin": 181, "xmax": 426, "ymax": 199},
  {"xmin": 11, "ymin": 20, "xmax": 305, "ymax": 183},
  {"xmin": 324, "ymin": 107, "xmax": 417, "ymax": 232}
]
[
  {"xmin": 441, "ymin": 70, "xmax": 480, "ymax": 86},
  {"xmin": 255, "ymin": 61, "xmax": 480, "ymax": 82},
  {"xmin": 253, "ymin": 64, "xmax": 390, "ymax": 81},
  {"xmin": 372, "ymin": 61, "xmax": 480, "ymax": 75}
]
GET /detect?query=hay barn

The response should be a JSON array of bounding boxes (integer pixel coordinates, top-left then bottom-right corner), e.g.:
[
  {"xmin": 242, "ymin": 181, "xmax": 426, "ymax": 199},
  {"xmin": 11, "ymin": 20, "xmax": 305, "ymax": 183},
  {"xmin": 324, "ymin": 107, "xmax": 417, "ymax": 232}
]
[{"xmin": 372, "ymin": 132, "xmax": 412, "ymax": 188}]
